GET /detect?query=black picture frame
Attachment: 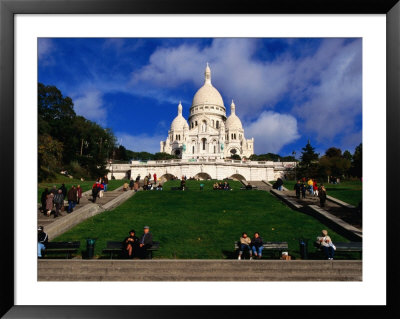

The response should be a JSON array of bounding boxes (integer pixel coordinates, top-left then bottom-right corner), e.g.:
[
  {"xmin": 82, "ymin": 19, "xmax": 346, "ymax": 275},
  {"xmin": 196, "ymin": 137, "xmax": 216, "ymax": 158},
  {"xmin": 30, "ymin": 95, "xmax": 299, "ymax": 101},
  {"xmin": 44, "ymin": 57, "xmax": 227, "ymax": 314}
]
[{"xmin": 1, "ymin": 0, "xmax": 399, "ymax": 318}]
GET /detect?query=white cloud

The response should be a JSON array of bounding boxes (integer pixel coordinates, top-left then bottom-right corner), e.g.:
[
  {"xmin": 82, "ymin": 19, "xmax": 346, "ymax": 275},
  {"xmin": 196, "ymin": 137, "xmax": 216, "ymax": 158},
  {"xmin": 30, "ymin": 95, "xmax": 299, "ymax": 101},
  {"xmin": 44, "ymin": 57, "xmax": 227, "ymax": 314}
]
[
  {"xmin": 131, "ymin": 39, "xmax": 292, "ymax": 117},
  {"xmin": 244, "ymin": 111, "xmax": 300, "ymax": 154},
  {"xmin": 73, "ymin": 90, "xmax": 107, "ymax": 125},
  {"xmin": 131, "ymin": 38, "xmax": 362, "ymax": 144},
  {"xmin": 115, "ymin": 132, "xmax": 166, "ymax": 153},
  {"xmin": 38, "ymin": 38, "xmax": 54, "ymax": 65},
  {"xmin": 291, "ymin": 39, "xmax": 362, "ymax": 141}
]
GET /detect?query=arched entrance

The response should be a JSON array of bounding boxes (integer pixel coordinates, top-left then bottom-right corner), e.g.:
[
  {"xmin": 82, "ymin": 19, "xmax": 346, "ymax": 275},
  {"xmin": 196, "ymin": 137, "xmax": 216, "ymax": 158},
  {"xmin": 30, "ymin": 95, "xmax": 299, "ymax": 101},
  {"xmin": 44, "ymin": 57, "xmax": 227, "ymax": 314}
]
[
  {"xmin": 159, "ymin": 173, "xmax": 176, "ymax": 183},
  {"xmin": 194, "ymin": 172, "xmax": 212, "ymax": 180},
  {"xmin": 229, "ymin": 174, "xmax": 246, "ymax": 182}
]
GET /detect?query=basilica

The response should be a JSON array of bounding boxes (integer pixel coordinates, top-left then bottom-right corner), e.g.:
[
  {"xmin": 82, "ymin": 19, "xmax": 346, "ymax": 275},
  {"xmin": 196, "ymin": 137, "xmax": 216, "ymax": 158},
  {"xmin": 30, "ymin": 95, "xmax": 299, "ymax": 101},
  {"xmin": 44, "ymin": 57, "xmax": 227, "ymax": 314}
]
[{"xmin": 160, "ymin": 64, "xmax": 254, "ymax": 160}]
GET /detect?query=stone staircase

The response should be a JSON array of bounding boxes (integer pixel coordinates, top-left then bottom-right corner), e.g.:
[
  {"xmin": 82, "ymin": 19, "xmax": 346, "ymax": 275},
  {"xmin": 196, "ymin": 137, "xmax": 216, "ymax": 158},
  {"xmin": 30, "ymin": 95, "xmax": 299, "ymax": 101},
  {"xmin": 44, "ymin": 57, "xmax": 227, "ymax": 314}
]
[
  {"xmin": 37, "ymin": 188, "xmax": 124, "ymax": 228},
  {"xmin": 243, "ymin": 180, "xmax": 271, "ymax": 191},
  {"xmin": 38, "ymin": 259, "xmax": 362, "ymax": 281}
]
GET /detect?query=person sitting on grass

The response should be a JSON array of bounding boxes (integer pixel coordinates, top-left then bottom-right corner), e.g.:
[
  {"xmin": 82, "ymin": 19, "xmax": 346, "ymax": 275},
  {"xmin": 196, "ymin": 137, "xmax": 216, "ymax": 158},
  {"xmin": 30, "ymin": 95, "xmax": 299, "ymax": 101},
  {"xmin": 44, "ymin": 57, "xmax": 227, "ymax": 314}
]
[
  {"xmin": 251, "ymin": 232, "xmax": 264, "ymax": 259},
  {"xmin": 139, "ymin": 226, "xmax": 153, "ymax": 259},
  {"xmin": 38, "ymin": 226, "xmax": 48, "ymax": 258},
  {"xmin": 180, "ymin": 178, "xmax": 186, "ymax": 190},
  {"xmin": 316, "ymin": 229, "xmax": 336, "ymax": 260},
  {"xmin": 223, "ymin": 181, "xmax": 231, "ymax": 190},
  {"xmin": 123, "ymin": 229, "xmax": 139, "ymax": 259},
  {"xmin": 245, "ymin": 183, "xmax": 252, "ymax": 190},
  {"xmin": 156, "ymin": 184, "xmax": 163, "ymax": 190},
  {"xmin": 213, "ymin": 182, "xmax": 219, "ymax": 190},
  {"xmin": 238, "ymin": 232, "xmax": 253, "ymax": 260}
]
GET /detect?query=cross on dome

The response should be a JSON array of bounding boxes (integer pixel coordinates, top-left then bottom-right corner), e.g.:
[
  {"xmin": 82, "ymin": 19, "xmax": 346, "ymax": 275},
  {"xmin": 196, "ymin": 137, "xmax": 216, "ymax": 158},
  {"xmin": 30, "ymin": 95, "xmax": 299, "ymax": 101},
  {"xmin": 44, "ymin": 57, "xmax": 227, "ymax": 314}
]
[{"xmin": 205, "ymin": 63, "xmax": 211, "ymax": 85}]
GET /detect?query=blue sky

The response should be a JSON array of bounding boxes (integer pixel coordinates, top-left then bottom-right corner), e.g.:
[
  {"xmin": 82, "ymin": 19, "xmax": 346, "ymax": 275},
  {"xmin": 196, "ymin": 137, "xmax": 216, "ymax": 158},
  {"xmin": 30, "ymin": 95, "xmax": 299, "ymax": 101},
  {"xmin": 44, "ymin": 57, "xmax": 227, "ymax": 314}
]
[{"xmin": 38, "ymin": 38, "xmax": 362, "ymax": 158}]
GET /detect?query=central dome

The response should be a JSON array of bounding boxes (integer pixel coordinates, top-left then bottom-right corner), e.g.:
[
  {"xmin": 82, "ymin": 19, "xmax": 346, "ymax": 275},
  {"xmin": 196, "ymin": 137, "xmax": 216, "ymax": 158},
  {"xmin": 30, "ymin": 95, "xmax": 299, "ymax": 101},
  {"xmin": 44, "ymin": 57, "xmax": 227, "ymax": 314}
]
[{"xmin": 191, "ymin": 64, "xmax": 224, "ymax": 108}]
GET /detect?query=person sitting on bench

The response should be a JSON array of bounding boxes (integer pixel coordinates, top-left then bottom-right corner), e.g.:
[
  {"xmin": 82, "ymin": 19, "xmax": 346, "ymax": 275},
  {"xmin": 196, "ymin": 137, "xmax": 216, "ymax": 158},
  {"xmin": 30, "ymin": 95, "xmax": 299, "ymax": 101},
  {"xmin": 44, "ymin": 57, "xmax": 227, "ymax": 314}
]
[
  {"xmin": 251, "ymin": 232, "xmax": 264, "ymax": 259},
  {"xmin": 38, "ymin": 226, "xmax": 48, "ymax": 258},
  {"xmin": 139, "ymin": 226, "xmax": 153, "ymax": 258},
  {"xmin": 238, "ymin": 232, "xmax": 253, "ymax": 260},
  {"xmin": 316, "ymin": 229, "xmax": 336, "ymax": 260},
  {"xmin": 123, "ymin": 229, "xmax": 139, "ymax": 258}
]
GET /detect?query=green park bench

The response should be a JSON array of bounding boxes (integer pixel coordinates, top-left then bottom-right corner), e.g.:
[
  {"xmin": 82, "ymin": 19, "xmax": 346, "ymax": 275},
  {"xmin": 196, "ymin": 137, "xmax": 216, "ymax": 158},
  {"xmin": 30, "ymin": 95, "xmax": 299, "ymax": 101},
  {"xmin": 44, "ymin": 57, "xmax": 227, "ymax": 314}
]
[
  {"xmin": 43, "ymin": 241, "xmax": 80, "ymax": 259},
  {"xmin": 313, "ymin": 241, "xmax": 362, "ymax": 259},
  {"xmin": 234, "ymin": 241, "xmax": 288, "ymax": 259},
  {"xmin": 102, "ymin": 241, "xmax": 160, "ymax": 259}
]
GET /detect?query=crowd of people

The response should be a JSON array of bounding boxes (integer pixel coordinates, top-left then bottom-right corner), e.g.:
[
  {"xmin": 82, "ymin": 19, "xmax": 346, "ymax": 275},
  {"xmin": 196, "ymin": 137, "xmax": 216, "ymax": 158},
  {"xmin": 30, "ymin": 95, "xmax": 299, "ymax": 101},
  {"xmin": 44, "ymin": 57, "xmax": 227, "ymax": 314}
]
[
  {"xmin": 123, "ymin": 226, "xmax": 154, "ymax": 259},
  {"xmin": 40, "ymin": 183, "xmax": 83, "ymax": 217},
  {"xmin": 213, "ymin": 181, "xmax": 232, "ymax": 190},
  {"xmin": 294, "ymin": 178, "xmax": 327, "ymax": 207},
  {"xmin": 91, "ymin": 175, "xmax": 109, "ymax": 203}
]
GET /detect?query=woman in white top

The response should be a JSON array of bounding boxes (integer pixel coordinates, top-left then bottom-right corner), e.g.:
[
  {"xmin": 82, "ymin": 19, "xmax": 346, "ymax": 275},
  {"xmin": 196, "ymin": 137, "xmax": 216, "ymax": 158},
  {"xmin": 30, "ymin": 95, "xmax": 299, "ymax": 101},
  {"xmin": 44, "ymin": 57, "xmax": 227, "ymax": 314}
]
[{"xmin": 316, "ymin": 229, "xmax": 336, "ymax": 260}]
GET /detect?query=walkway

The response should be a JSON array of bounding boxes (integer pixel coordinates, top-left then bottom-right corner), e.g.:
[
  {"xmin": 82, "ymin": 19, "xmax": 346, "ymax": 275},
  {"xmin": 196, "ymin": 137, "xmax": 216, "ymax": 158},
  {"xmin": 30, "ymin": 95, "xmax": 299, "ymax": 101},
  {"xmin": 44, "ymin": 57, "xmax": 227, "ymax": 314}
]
[
  {"xmin": 37, "ymin": 185, "xmax": 138, "ymax": 239},
  {"xmin": 245, "ymin": 180, "xmax": 362, "ymax": 241}
]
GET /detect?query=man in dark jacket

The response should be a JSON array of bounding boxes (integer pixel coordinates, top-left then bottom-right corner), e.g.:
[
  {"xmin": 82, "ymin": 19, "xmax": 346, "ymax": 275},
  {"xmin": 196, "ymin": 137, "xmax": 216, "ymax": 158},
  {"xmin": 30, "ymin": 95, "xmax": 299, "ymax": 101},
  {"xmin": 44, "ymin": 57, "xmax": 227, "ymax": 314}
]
[
  {"xmin": 53, "ymin": 189, "xmax": 64, "ymax": 218},
  {"xmin": 38, "ymin": 226, "xmax": 48, "ymax": 258},
  {"xmin": 139, "ymin": 226, "xmax": 153, "ymax": 259},
  {"xmin": 59, "ymin": 183, "xmax": 67, "ymax": 198},
  {"xmin": 294, "ymin": 180, "xmax": 301, "ymax": 199},
  {"xmin": 40, "ymin": 188, "xmax": 49, "ymax": 213},
  {"xmin": 67, "ymin": 185, "xmax": 77, "ymax": 213}
]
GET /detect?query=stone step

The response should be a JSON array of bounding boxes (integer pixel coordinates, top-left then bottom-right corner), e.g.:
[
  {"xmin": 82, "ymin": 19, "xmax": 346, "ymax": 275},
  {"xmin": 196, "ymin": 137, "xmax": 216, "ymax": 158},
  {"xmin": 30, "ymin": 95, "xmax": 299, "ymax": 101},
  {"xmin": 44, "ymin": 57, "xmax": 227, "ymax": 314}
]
[
  {"xmin": 39, "ymin": 267, "xmax": 361, "ymax": 277},
  {"xmin": 38, "ymin": 273, "xmax": 361, "ymax": 281},
  {"xmin": 39, "ymin": 259, "xmax": 362, "ymax": 271}
]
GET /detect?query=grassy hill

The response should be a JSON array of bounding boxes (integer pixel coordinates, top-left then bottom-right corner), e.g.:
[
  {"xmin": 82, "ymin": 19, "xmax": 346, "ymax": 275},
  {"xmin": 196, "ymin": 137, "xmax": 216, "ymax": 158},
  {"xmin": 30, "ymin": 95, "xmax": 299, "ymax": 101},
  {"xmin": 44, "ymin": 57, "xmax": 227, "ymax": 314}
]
[{"xmin": 54, "ymin": 180, "xmax": 355, "ymax": 259}]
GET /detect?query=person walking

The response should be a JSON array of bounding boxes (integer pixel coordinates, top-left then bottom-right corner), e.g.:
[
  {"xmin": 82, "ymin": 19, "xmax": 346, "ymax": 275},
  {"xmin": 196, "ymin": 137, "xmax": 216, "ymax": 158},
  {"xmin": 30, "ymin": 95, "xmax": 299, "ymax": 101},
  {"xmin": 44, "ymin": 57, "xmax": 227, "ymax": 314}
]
[
  {"xmin": 40, "ymin": 188, "xmax": 49, "ymax": 213},
  {"xmin": 313, "ymin": 180, "xmax": 319, "ymax": 197},
  {"xmin": 129, "ymin": 178, "xmax": 134, "ymax": 190},
  {"xmin": 92, "ymin": 182, "xmax": 99, "ymax": 203},
  {"xmin": 300, "ymin": 181, "xmax": 307, "ymax": 199},
  {"xmin": 318, "ymin": 184, "xmax": 327, "ymax": 207},
  {"xmin": 67, "ymin": 185, "xmax": 77, "ymax": 213},
  {"xmin": 103, "ymin": 175, "xmax": 109, "ymax": 192},
  {"xmin": 294, "ymin": 180, "xmax": 301, "ymax": 199},
  {"xmin": 153, "ymin": 173, "xmax": 157, "ymax": 185},
  {"xmin": 76, "ymin": 185, "xmax": 82, "ymax": 204},
  {"xmin": 53, "ymin": 189, "xmax": 64, "ymax": 218},
  {"xmin": 45, "ymin": 192, "xmax": 54, "ymax": 217},
  {"xmin": 308, "ymin": 178, "xmax": 314, "ymax": 195}
]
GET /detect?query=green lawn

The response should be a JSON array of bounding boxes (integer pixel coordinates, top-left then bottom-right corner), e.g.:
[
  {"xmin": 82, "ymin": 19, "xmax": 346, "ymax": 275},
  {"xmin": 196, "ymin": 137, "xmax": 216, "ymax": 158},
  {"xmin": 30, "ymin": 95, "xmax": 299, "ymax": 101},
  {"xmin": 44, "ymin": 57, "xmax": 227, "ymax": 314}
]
[
  {"xmin": 38, "ymin": 179, "xmax": 127, "ymax": 203},
  {"xmin": 54, "ymin": 180, "xmax": 355, "ymax": 259},
  {"xmin": 279, "ymin": 180, "xmax": 362, "ymax": 206}
]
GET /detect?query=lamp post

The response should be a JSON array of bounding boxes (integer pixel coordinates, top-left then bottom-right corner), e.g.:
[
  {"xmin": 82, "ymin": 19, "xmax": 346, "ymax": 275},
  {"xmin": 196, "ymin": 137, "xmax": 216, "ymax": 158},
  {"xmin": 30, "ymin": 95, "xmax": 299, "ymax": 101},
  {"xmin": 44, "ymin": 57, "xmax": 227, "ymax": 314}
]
[{"xmin": 292, "ymin": 151, "xmax": 296, "ymax": 181}]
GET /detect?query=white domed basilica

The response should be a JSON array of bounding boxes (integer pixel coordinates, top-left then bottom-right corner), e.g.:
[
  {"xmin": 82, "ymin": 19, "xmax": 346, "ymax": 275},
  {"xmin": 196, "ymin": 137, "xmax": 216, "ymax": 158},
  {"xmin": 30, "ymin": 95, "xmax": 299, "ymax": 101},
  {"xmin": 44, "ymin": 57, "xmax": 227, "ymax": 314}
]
[{"xmin": 160, "ymin": 64, "xmax": 254, "ymax": 159}]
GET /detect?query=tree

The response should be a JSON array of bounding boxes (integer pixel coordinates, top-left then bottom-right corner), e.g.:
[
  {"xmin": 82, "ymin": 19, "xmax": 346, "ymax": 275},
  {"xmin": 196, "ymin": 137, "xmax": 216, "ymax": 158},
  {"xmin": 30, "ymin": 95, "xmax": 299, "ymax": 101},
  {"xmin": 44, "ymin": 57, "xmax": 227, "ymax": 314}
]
[
  {"xmin": 350, "ymin": 143, "xmax": 362, "ymax": 178},
  {"xmin": 38, "ymin": 134, "xmax": 64, "ymax": 171},
  {"xmin": 319, "ymin": 147, "xmax": 351, "ymax": 180},
  {"xmin": 342, "ymin": 150, "xmax": 353, "ymax": 161},
  {"xmin": 298, "ymin": 141, "xmax": 319, "ymax": 177}
]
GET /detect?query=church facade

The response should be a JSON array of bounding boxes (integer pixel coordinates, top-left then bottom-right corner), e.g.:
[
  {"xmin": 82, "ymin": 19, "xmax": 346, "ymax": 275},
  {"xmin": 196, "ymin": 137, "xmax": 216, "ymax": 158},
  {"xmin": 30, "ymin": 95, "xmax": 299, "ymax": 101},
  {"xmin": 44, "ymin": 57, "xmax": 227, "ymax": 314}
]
[{"xmin": 160, "ymin": 64, "xmax": 254, "ymax": 160}]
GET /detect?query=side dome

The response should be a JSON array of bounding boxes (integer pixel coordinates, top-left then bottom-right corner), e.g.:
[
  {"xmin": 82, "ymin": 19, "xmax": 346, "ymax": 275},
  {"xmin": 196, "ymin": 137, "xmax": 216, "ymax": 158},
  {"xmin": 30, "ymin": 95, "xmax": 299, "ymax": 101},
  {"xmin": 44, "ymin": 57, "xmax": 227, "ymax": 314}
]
[
  {"xmin": 171, "ymin": 102, "xmax": 189, "ymax": 130},
  {"xmin": 226, "ymin": 100, "xmax": 243, "ymax": 130},
  {"xmin": 191, "ymin": 63, "xmax": 224, "ymax": 108}
]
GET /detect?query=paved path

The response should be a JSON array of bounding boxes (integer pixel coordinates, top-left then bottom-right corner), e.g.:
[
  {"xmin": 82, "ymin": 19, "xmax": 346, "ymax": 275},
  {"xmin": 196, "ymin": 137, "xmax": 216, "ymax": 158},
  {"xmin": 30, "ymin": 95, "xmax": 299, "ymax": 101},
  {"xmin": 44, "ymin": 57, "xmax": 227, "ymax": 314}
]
[
  {"xmin": 37, "ymin": 186, "xmax": 128, "ymax": 229},
  {"xmin": 246, "ymin": 180, "xmax": 362, "ymax": 240}
]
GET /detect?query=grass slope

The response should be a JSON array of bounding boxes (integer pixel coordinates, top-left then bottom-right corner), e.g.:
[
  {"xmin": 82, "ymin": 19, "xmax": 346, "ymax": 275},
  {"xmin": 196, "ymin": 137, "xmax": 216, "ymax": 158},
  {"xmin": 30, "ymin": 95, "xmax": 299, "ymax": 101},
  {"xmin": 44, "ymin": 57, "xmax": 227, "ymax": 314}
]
[{"xmin": 54, "ymin": 180, "xmax": 353, "ymax": 259}]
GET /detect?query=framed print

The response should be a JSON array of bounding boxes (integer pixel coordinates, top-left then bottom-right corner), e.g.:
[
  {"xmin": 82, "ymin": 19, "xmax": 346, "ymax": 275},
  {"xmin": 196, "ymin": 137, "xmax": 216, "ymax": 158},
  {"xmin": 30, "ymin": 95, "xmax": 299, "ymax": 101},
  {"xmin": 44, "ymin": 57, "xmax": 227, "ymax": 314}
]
[{"xmin": 1, "ymin": 0, "xmax": 399, "ymax": 318}]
